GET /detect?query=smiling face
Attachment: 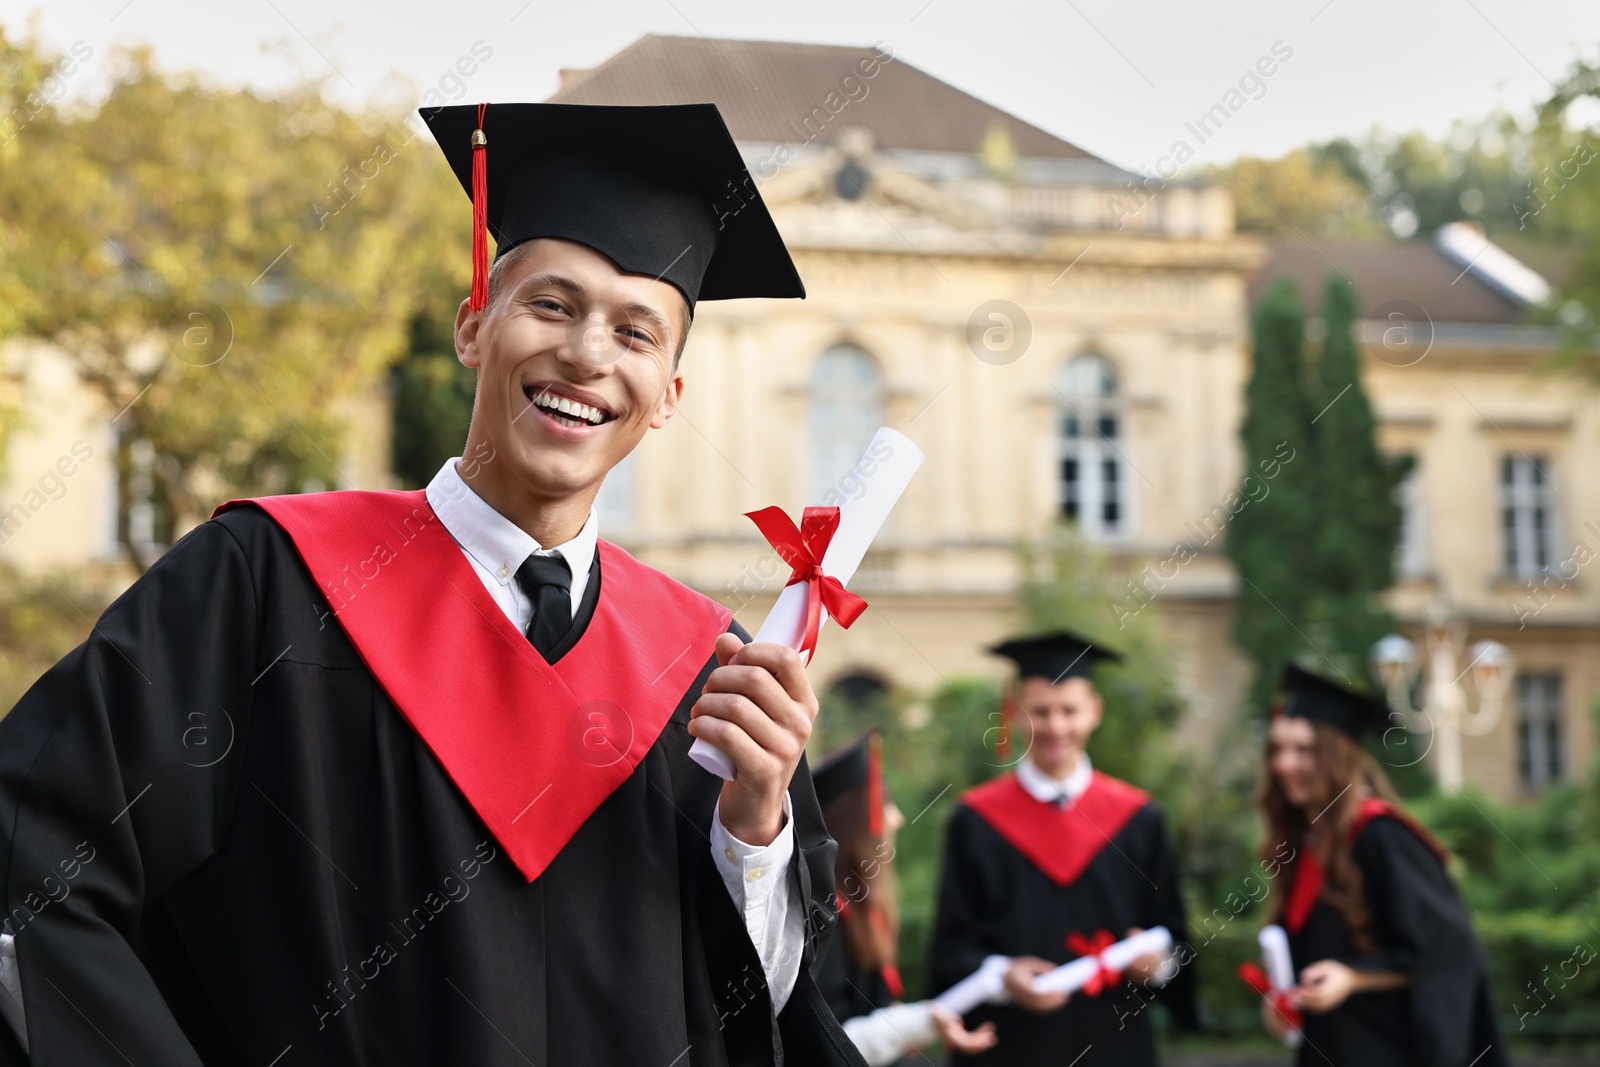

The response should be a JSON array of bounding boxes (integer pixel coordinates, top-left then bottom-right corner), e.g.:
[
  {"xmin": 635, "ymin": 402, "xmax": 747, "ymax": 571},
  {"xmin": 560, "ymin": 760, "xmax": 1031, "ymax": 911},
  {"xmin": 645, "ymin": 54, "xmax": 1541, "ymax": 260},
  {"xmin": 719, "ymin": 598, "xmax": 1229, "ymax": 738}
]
[
  {"xmin": 452, "ymin": 238, "xmax": 688, "ymax": 535},
  {"xmin": 1014, "ymin": 675, "xmax": 1103, "ymax": 779},
  {"xmin": 1266, "ymin": 714, "xmax": 1319, "ymax": 809}
]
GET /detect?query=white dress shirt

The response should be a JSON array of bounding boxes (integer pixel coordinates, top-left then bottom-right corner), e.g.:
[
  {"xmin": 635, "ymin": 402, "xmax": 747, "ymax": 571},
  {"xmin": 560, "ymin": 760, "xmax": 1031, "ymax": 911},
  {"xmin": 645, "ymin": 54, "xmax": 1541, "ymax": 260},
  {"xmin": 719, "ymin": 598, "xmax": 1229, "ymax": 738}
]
[
  {"xmin": 1015, "ymin": 753, "xmax": 1094, "ymax": 806},
  {"xmin": 0, "ymin": 460, "xmax": 808, "ymax": 1052},
  {"xmin": 424, "ymin": 458, "xmax": 804, "ymax": 1013}
]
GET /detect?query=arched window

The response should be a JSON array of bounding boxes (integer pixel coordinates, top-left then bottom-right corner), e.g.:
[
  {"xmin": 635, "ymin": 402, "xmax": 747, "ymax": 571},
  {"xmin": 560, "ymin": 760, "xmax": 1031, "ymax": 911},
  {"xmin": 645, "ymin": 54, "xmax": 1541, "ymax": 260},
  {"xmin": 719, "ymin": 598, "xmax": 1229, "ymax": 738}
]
[
  {"xmin": 1056, "ymin": 354, "xmax": 1126, "ymax": 537},
  {"xmin": 808, "ymin": 344, "xmax": 884, "ymax": 504}
]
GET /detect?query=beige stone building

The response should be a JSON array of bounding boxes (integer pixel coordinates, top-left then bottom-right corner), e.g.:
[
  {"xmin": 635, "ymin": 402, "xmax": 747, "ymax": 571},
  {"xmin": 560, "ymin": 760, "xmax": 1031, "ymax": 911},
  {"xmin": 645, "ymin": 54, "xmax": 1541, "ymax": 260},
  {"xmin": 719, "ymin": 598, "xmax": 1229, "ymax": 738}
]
[
  {"xmin": 2, "ymin": 34, "xmax": 1593, "ymax": 799},
  {"xmin": 549, "ymin": 34, "xmax": 1263, "ymax": 739},
  {"xmin": 1259, "ymin": 227, "xmax": 1598, "ymax": 797}
]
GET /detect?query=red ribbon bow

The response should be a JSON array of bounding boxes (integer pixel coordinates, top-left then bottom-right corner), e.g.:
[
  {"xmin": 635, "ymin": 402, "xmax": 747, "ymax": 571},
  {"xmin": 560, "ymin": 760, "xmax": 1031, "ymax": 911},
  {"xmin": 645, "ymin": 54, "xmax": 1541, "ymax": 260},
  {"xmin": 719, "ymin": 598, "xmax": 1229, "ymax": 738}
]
[
  {"xmin": 1065, "ymin": 930, "xmax": 1122, "ymax": 996},
  {"xmin": 745, "ymin": 505, "xmax": 868, "ymax": 660},
  {"xmin": 1236, "ymin": 961, "xmax": 1303, "ymax": 1030}
]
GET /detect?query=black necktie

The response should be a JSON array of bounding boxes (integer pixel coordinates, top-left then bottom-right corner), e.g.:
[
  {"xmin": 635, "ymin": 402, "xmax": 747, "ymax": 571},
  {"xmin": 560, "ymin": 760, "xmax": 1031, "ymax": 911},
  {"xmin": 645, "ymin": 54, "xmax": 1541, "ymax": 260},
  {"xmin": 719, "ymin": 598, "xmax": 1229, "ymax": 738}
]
[{"xmin": 515, "ymin": 554, "xmax": 573, "ymax": 659}]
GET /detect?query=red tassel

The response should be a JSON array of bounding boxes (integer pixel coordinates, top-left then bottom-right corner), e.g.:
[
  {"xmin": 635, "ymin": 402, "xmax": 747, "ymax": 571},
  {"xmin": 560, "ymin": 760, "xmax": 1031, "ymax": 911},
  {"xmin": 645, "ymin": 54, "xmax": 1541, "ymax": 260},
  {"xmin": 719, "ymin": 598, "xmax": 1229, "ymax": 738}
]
[
  {"xmin": 997, "ymin": 689, "xmax": 1015, "ymax": 762},
  {"xmin": 867, "ymin": 731, "xmax": 884, "ymax": 837},
  {"xmin": 469, "ymin": 102, "xmax": 489, "ymax": 312},
  {"xmin": 880, "ymin": 963, "xmax": 905, "ymax": 1000}
]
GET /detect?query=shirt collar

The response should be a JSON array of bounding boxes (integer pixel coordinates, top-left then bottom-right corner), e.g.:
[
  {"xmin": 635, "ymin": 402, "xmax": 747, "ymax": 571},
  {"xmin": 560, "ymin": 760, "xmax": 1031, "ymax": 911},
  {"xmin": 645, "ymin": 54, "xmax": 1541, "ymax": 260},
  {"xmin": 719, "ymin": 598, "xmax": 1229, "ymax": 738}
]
[
  {"xmin": 1016, "ymin": 753, "xmax": 1093, "ymax": 805},
  {"xmin": 424, "ymin": 457, "xmax": 599, "ymax": 585}
]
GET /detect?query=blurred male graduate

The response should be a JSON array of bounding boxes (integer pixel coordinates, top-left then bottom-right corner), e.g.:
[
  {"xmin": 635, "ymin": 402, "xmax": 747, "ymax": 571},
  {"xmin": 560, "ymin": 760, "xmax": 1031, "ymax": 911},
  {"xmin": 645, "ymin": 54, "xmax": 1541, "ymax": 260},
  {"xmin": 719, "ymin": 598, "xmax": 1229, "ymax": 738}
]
[
  {"xmin": 0, "ymin": 102, "xmax": 866, "ymax": 1066},
  {"xmin": 930, "ymin": 631, "xmax": 1196, "ymax": 1067}
]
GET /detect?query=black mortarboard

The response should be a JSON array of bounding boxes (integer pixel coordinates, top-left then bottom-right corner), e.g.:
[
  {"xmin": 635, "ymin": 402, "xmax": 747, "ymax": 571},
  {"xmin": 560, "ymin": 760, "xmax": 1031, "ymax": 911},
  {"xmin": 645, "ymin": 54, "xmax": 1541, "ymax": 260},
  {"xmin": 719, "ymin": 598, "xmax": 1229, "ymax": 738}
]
[
  {"xmin": 989, "ymin": 630, "xmax": 1122, "ymax": 684},
  {"xmin": 1276, "ymin": 663, "xmax": 1386, "ymax": 741},
  {"xmin": 421, "ymin": 102, "xmax": 805, "ymax": 314},
  {"xmin": 813, "ymin": 731, "xmax": 885, "ymax": 836}
]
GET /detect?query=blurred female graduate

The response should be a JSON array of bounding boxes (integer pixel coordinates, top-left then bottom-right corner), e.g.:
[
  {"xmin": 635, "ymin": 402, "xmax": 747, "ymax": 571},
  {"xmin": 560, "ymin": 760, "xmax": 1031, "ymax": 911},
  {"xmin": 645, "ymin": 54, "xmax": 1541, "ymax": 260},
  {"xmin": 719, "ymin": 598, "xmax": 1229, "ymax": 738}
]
[
  {"xmin": 812, "ymin": 731, "xmax": 998, "ymax": 1065},
  {"xmin": 1254, "ymin": 664, "xmax": 1507, "ymax": 1067}
]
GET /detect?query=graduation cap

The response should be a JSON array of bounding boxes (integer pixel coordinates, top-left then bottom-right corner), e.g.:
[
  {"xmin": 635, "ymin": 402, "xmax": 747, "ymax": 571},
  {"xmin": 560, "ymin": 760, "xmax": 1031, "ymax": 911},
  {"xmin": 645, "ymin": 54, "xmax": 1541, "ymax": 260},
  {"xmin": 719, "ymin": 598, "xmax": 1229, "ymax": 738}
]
[
  {"xmin": 989, "ymin": 630, "xmax": 1122, "ymax": 684},
  {"xmin": 1275, "ymin": 663, "xmax": 1387, "ymax": 741},
  {"xmin": 421, "ymin": 102, "xmax": 806, "ymax": 315},
  {"xmin": 812, "ymin": 731, "xmax": 885, "ymax": 837}
]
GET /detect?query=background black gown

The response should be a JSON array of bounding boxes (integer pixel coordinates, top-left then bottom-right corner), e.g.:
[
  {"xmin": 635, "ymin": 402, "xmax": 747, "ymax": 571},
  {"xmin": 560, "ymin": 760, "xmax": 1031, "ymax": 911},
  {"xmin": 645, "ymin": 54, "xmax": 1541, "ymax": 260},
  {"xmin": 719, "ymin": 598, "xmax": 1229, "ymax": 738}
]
[
  {"xmin": 1287, "ymin": 815, "xmax": 1507, "ymax": 1067},
  {"xmin": 817, "ymin": 940, "xmax": 894, "ymax": 1031},
  {"xmin": 0, "ymin": 506, "xmax": 865, "ymax": 1067},
  {"xmin": 930, "ymin": 797, "xmax": 1197, "ymax": 1067}
]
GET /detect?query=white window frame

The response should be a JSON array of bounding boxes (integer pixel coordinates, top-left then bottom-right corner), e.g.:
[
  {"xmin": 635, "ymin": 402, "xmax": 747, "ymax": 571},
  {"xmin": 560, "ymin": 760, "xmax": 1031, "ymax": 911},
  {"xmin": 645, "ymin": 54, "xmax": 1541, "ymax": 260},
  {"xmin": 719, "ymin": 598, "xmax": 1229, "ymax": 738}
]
[
  {"xmin": 1395, "ymin": 456, "xmax": 1428, "ymax": 579},
  {"xmin": 808, "ymin": 344, "xmax": 884, "ymax": 505},
  {"xmin": 1056, "ymin": 354, "xmax": 1128, "ymax": 539},
  {"xmin": 1516, "ymin": 671, "xmax": 1565, "ymax": 791},
  {"xmin": 1501, "ymin": 454, "xmax": 1557, "ymax": 578}
]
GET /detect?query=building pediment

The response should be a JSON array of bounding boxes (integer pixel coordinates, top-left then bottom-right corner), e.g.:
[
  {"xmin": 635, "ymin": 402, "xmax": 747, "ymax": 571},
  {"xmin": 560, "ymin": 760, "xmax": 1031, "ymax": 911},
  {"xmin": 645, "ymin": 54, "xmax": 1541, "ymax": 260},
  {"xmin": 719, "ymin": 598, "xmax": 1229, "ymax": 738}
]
[{"xmin": 755, "ymin": 147, "xmax": 1017, "ymax": 251}]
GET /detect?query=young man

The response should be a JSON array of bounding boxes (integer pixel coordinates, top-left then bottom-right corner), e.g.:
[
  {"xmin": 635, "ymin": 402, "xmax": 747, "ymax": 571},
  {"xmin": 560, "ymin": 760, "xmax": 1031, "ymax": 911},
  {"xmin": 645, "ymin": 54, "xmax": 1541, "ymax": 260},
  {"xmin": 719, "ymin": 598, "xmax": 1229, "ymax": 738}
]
[
  {"xmin": 929, "ymin": 631, "xmax": 1196, "ymax": 1066},
  {"xmin": 0, "ymin": 103, "xmax": 865, "ymax": 1066}
]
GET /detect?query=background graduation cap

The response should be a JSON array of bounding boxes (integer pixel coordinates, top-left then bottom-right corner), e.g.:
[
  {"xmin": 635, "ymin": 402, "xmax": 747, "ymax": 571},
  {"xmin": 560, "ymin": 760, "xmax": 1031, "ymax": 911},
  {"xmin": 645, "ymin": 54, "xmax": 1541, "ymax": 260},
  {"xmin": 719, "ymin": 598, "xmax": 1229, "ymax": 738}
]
[
  {"xmin": 987, "ymin": 630, "xmax": 1122, "ymax": 760},
  {"xmin": 989, "ymin": 630, "xmax": 1123, "ymax": 684},
  {"xmin": 812, "ymin": 730, "xmax": 885, "ymax": 837},
  {"xmin": 1275, "ymin": 662, "xmax": 1388, "ymax": 741},
  {"xmin": 421, "ymin": 102, "xmax": 805, "ymax": 315}
]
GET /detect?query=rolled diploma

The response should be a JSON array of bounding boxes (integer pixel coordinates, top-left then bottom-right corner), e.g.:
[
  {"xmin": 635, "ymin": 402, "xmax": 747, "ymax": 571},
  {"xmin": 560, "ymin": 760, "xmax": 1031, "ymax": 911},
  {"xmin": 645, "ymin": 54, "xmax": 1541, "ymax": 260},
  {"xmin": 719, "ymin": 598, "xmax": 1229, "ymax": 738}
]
[
  {"xmin": 688, "ymin": 426, "xmax": 928, "ymax": 779},
  {"xmin": 1031, "ymin": 927, "xmax": 1173, "ymax": 996},
  {"xmin": 933, "ymin": 955, "xmax": 1013, "ymax": 1016},
  {"xmin": 1259, "ymin": 925, "xmax": 1294, "ymax": 990},
  {"xmin": 1259, "ymin": 924, "xmax": 1302, "ymax": 1047}
]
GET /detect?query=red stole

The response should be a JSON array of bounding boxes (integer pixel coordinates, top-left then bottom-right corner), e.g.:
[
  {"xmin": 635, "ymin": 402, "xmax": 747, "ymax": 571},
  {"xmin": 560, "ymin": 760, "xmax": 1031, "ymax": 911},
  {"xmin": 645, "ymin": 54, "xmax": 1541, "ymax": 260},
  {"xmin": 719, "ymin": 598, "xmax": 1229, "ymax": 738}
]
[
  {"xmin": 961, "ymin": 771, "xmax": 1149, "ymax": 888},
  {"xmin": 1283, "ymin": 797, "xmax": 1448, "ymax": 933},
  {"xmin": 212, "ymin": 489, "xmax": 731, "ymax": 884}
]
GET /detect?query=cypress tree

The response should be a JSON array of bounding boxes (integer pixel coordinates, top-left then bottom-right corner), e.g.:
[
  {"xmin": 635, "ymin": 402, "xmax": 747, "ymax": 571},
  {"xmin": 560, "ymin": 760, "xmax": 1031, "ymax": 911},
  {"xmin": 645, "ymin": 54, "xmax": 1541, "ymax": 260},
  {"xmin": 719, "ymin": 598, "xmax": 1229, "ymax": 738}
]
[
  {"xmin": 1225, "ymin": 277, "xmax": 1320, "ymax": 713},
  {"xmin": 1309, "ymin": 273, "xmax": 1409, "ymax": 681}
]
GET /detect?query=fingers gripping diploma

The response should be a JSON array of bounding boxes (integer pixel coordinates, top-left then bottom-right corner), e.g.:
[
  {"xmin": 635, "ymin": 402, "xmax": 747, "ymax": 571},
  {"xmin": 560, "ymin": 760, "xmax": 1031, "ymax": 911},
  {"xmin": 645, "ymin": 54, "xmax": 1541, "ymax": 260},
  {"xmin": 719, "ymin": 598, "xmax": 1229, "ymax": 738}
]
[
  {"xmin": 1003, "ymin": 957, "xmax": 1072, "ymax": 1014},
  {"xmin": 689, "ymin": 633, "xmax": 818, "ymax": 846}
]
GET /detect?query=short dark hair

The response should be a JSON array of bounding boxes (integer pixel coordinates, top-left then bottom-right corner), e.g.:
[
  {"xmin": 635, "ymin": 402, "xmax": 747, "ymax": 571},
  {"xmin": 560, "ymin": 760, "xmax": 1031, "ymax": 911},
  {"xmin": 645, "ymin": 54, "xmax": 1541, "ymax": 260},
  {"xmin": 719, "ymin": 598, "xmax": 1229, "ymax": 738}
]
[{"xmin": 483, "ymin": 242, "xmax": 691, "ymax": 369}]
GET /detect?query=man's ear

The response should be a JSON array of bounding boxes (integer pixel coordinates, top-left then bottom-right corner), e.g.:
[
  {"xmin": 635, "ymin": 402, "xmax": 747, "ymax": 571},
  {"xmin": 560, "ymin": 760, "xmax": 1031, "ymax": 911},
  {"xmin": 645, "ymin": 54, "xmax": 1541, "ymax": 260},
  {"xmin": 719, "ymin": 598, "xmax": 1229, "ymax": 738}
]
[
  {"xmin": 1086, "ymin": 691, "xmax": 1105, "ymax": 731},
  {"xmin": 454, "ymin": 298, "xmax": 483, "ymax": 369},
  {"xmin": 649, "ymin": 365, "xmax": 685, "ymax": 430}
]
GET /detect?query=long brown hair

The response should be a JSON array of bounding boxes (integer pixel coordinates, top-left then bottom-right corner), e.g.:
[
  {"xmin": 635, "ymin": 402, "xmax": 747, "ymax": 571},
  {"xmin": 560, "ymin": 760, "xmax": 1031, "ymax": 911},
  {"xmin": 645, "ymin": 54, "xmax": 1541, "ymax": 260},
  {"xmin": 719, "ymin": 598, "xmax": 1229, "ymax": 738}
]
[
  {"xmin": 1257, "ymin": 720, "xmax": 1403, "ymax": 954},
  {"xmin": 823, "ymin": 784, "xmax": 900, "ymax": 973}
]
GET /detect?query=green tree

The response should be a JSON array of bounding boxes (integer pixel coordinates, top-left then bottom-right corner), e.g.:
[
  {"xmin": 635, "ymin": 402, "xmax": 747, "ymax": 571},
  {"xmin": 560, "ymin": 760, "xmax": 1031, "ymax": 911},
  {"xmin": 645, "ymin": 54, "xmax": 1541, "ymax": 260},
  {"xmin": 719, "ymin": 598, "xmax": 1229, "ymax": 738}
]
[
  {"xmin": 1224, "ymin": 277, "xmax": 1319, "ymax": 714},
  {"xmin": 390, "ymin": 281, "xmax": 476, "ymax": 489},
  {"xmin": 1307, "ymin": 273, "xmax": 1408, "ymax": 678},
  {"xmin": 4, "ymin": 46, "xmax": 462, "ymax": 567},
  {"xmin": 1017, "ymin": 525, "xmax": 1181, "ymax": 789},
  {"xmin": 0, "ymin": 24, "xmax": 69, "ymax": 478},
  {"xmin": 1212, "ymin": 149, "xmax": 1382, "ymax": 238}
]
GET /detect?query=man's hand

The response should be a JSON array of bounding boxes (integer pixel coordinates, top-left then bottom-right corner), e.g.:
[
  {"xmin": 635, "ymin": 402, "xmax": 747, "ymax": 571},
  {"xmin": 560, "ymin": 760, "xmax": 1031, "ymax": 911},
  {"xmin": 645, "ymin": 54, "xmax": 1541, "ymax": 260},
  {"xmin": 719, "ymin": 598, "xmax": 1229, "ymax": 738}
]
[
  {"xmin": 1120, "ymin": 927, "xmax": 1169, "ymax": 986},
  {"xmin": 689, "ymin": 633, "xmax": 817, "ymax": 846},
  {"xmin": 929, "ymin": 1004, "xmax": 999, "ymax": 1055},
  {"xmin": 1002, "ymin": 957, "xmax": 1070, "ymax": 1014}
]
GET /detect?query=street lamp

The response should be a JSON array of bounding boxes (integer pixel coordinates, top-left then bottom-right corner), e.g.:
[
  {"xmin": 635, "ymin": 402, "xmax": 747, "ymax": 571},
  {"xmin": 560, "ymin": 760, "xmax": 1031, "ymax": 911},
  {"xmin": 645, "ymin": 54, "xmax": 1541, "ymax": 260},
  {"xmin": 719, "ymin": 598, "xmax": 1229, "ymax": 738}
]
[{"xmin": 1371, "ymin": 603, "xmax": 1514, "ymax": 790}]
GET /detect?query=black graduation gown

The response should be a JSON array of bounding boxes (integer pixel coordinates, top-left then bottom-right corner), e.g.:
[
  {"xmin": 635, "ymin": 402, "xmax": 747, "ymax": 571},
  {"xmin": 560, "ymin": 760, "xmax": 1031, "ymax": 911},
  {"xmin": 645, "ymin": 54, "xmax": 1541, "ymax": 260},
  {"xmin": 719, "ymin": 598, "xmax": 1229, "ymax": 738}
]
[
  {"xmin": 816, "ymin": 939, "xmax": 894, "ymax": 1028},
  {"xmin": 929, "ymin": 778, "xmax": 1196, "ymax": 1067},
  {"xmin": 1287, "ymin": 815, "xmax": 1507, "ymax": 1067},
  {"xmin": 0, "ymin": 504, "xmax": 866, "ymax": 1067}
]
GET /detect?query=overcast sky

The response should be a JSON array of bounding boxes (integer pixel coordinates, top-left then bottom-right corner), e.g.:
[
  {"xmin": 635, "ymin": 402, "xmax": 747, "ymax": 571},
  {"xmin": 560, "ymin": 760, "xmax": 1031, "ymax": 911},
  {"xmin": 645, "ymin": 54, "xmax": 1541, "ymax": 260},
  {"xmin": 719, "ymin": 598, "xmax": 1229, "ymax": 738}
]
[{"xmin": 6, "ymin": 0, "xmax": 1599, "ymax": 169}]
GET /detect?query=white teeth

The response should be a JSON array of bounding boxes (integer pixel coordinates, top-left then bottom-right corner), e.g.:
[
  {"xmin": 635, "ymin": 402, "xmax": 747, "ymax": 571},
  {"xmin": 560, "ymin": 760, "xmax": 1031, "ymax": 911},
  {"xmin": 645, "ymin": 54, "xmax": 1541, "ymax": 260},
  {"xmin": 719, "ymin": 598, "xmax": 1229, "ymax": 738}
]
[{"xmin": 529, "ymin": 389, "xmax": 606, "ymax": 426}]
